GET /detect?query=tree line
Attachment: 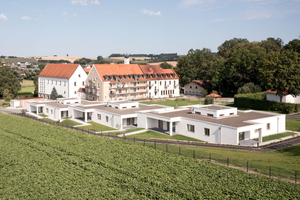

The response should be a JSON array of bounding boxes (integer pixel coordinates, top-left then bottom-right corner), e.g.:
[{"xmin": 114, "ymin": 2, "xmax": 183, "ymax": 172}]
[{"xmin": 175, "ymin": 37, "xmax": 300, "ymax": 100}]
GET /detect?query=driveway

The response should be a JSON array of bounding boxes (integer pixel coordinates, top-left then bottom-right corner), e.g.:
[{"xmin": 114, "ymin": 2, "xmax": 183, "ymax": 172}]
[{"xmin": 286, "ymin": 113, "xmax": 300, "ymax": 119}]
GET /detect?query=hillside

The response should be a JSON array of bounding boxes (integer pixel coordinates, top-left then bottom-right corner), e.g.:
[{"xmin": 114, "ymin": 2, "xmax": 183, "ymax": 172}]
[
  {"xmin": 1, "ymin": 57, "xmax": 37, "ymax": 63},
  {"xmin": 0, "ymin": 113, "xmax": 299, "ymax": 199},
  {"xmin": 35, "ymin": 56, "xmax": 97, "ymax": 63}
]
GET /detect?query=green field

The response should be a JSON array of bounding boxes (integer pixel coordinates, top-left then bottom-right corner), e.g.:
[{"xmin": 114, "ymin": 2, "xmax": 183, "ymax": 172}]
[
  {"xmin": 1, "ymin": 57, "xmax": 37, "ymax": 63},
  {"xmin": 17, "ymin": 86, "xmax": 35, "ymax": 97},
  {"xmin": 141, "ymin": 99, "xmax": 202, "ymax": 108},
  {"xmin": 127, "ymin": 130, "xmax": 204, "ymax": 142},
  {"xmin": 0, "ymin": 113, "xmax": 299, "ymax": 199}
]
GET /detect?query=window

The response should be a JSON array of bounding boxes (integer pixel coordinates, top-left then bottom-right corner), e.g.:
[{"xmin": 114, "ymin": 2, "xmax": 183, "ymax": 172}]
[
  {"xmin": 78, "ymin": 74, "xmax": 81, "ymax": 77},
  {"xmin": 196, "ymin": 86, "xmax": 198, "ymax": 89},
  {"xmin": 47, "ymin": 80, "xmax": 49, "ymax": 84},
  {"xmin": 75, "ymin": 91, "xmax": 77, "ymax": 94},
  {"xmin": 207, "ymin": 114, "xmax": 214, "ymax": 117},
  {"xmin": 46, "ymin": 108, "xmax": 48, "ymax": 113},
  {"xmin": 230, "ymin": 113, "xmax": 234, "ymax": 115},
  {"xmin": 190, "ymin": 86, "xmax": 192, "ymax": 89},
  {"xmin": 51, "ymin": 110, "xmax": 53, "ymax": 114},
  {"xmin": 51, "ymin": 80, "xmax": 53, "ymax": 84},
  {"xmin": 97, "ymin": 83, "xmax": 99, "ymax": 88},
  {"xmin": 60, "ymin": 81, "xmax": 61, "ymax": 86},
  {"xmin": 267, "ymin": 123, "xmax": 270, "ymax": 130},
  {"xmin": 64, "ymin": 91, "xmax": 66, "ymax": 94},
  {"xmin": 82, "ymin": 81, "xmax": 84, "ymax": 86},
  {"xmin": 204, "ymin": 128, "xmax": 210, "ymax": 136},
  {"xmin": 160, "ymin": 81, "xmax": 161, "ymax": 85},
  {"xmin": 187, "ymin": 124, "xmax": 195, "ymax": 132},
  {"xmin": 55, "ymin": 81, "xmax": 57, "ymax": 85},
  {"xmin": 74, "ymin": 82, "xmax": 76, "ymax": 86},
  {"xmin": 106, "ymin": 116, "xmax": 109, "ymax": 122},
  {"xmin": 255, "ymin": 129, "xmax": 259, "ymax": 133},
  {"xmin": 64, "ymin": 82, "xmax": 66, "ymax": 86},
  {"xmin": 169, "ymin": 81, "xmax": 171, "ymax": 84}
]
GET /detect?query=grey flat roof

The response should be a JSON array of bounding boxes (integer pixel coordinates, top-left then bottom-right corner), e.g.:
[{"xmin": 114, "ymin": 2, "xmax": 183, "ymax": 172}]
[
  {"xmin": 31, "ymin": 101, "xmax": 69, "ymax": 109},
  {"xmin": 198, "ymin": 105, "xmax": 232, "ymax": 110},
  {"xmin": 75, "ymin": 104, "xmax": 167, "ymax": 115},
  {"xmin": 148, "ymin": 109, "xmax": 277, "ymax": 128}
]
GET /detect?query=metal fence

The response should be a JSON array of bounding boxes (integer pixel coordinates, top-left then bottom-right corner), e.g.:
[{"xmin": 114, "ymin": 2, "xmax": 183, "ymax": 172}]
[{"xmin": 0, "ymin": 109, "xmax": 298, "ymax": 184}]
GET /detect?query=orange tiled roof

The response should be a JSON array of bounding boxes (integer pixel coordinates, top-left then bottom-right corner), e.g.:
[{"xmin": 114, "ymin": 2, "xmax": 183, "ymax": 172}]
[
  {"xmin": 93, "ymin": 64, "xmax": 179, "ymax": 82},
  {"xmin": 207, "ymin": 93, "xmax": 221, "ymax": 98},
  {"xmin": 266, "ymin": 89, "xmax": 288, "ymax": 95},
  {"xmin": 38, "ymin": 64, "xmax": 80, "ymax": 79},
  {"xmin": 84, "ymin": 68, "xmax": 91, "ymax": 73},
  {"xmin": 77, "ymin": 88, "xmax": 85, "ymax": 93}
]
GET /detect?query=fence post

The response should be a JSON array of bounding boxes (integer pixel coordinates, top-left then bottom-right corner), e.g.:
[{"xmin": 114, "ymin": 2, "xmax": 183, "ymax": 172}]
[
  {"xmin": 269, "ymin": 166, "xmax": 271, "ymax": 179},
  {"xmin": 209, "ymin": 153, "xmax": 211, "ymax": 162},
  {"xmin": 247, "ymin": 161, "xmax": 248, "ymax": 173},
  {"xmin": 227, "ymin": 157, "xmax": 229, "ymax": 167},
  {"xmin": 296, "ymin": 171, "xmax": 298, "ymax": 184},
  {"xmin": 193, "ymin": 150, "xmax": 195, "ymax": 159}
]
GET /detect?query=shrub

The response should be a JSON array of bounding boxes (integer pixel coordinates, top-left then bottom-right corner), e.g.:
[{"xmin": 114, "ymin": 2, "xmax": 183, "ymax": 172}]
[
  {"xmin": 237, "ymin": 82, "xmax": 261, "ymax": 94},
  {"xmin": 204, "ymin": 96, "xmax": 214, "ymax": 105}
]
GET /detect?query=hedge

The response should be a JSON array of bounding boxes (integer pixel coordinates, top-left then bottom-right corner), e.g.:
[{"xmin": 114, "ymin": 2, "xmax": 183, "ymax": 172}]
[{"xmin": 234, "ymin": 97, "xmax": 300, "ymax": 114}]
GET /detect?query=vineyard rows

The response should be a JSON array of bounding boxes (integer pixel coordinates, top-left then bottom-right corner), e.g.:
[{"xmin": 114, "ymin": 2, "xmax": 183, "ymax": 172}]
[{"xmin": 0, "ymin": 113, "xmax": 299, "ymax": 199}]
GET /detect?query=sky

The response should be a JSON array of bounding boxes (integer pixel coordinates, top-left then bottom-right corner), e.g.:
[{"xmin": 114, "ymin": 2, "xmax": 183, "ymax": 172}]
[{"xmin": 0, "ymin": 0, "xmax": 299, "ymax": 57}]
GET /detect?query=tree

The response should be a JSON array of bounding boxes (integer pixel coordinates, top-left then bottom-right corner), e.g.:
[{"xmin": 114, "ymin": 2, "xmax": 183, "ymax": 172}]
[
  {"xmin": 33, "ymin": 76, "xmax": 38, "ymax": 97},
  {"xmin": 38, "ymin": 64, "xmax": 46, "ymax": 71},
  {"xmin": 97, "ymin": 56, "xmax": 103, "ymax": 61},
  {"xmin": 260, "ymin": 37, "xmax": 283, "ymax": 53},
  {"xmin": 3, "ymin": 89, "xmax": 11, "ymax": 104},
  {"xmin": 237, "ymin": 82, "xmax": 261, "ymax": 94},
  {"xmin": 218, "ymin": 38, "xmax": 249, "ymax": 58},
  {"xmin": 284, "ymin": 39, "xmax": 300, "ymax": 54},
  {"xmin": 204, "ymin": 96, "xmax": 214, "ymax": 105},
  {"xmin": 11, "ymin": 66, "xmax": 23, "ymax": 82},
  {"xmin": 259, "ymin": 50, "xmax": 300, "ymax": 102},
  {"xmin": 50, "ymin": 87, "xmax": 58, "ymax": 100},
  {"xmin": 160, "ymin": 62, "xmax": 173, "ymax": 69},
  {"xmin": 0, "ymin": 66, "xmax": 21, "ymax": 98}
]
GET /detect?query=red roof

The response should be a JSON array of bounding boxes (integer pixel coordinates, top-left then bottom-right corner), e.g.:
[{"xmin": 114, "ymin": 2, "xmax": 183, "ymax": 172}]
[
  {"xmin": 266, "ymin": 88, "xmax": 288, "ymax": 95},
  {"xmin": 77, "ymin": 88, "xmax": 85, "ymax": 93},
  {"xmin": 207, "ymin": 93, "xmax": 221, "ymax": 98},
  {"xmin": 38, "ymin": 64, "xmax": 80, "ymax": 79},
  {"xmin": 84, "ymin": 68, "xmax": 91, "ymax": 73}
]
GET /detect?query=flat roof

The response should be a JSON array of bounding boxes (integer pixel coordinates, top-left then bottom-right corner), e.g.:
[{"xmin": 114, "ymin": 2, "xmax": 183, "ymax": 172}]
[
  {"xmin": 75, "ymin": 104, "xmax": 167, "ymax": 115},
  {"xmin": 198, "ymin": 105, "xmax": 232, "ymax": 111},
  {"xmin": 148, "ymin": 109, "xmax": 278, "ymax": 128},
  {"xmin": 31, "ymin": 101, "xmax": 69, "ymax": 109}
]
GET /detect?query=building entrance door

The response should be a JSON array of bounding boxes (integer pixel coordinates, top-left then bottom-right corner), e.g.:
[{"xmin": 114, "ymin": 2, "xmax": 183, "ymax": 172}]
[
  {"xmin": 158, "ymin": 120, "xmax": 163, "ymax": 129},
  {"xmin": 239, "ymin": 132, "xmax": 245, "ymax": 141}
]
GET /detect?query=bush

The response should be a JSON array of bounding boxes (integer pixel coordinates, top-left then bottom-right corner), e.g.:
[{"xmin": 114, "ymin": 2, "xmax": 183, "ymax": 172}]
[
  {"xmin": 204, "ymin": 96, "xmax": 214, "ymax": 105},
  {"xmin": 237, "ymin": 83, "xmax": 261, "ymax": 94},
  {"xmin": 56, "ymin": 95, "xmax": 63, "ymax": 99}
]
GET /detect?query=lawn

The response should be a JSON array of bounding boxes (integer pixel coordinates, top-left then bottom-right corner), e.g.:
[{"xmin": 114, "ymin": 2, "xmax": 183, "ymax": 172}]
[
  {"xmin": 286, "ymin": 119, "xmax": 300, "ymax": 131},
  {"xmin": 40, "ymin": 118, "xmax": 82, "ymax": 126},
  {"xmin": 0, "ymin": 112, "xmax": 299, "ymax": 199},
  {"xmin": 218, "ymin": 102, "xmax": 285, "ymax": 113},
  {"xmin": 127, "ymin": 130, "xmax": 205, "ymax": 142},
  {"xmin": 17, "ymin": 86, "xmax": 34, "ymax": 97},
  {"xmin": 80, "ymin": 121, "xmax": 116, "ymax": 132},
  {"xmin": 253, "ymin": 132, "xmax": 296, "ymax": 142},
  {"xmin": 38, "ymin": 114, "xmax": 48, "ymax": 117},
  {"xmin": 141, "ymin": 99, "xmax": 202, "ymax": 108},
  {"xmin": 21, "ymin": 80, "xmax": 34, "ymax": 87}
]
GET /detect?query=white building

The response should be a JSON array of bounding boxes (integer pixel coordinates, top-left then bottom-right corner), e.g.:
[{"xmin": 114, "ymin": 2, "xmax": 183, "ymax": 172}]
[
  {"xmin": 27, "ymin": 98, "xmax": 286, "ymax": 145},
  {"xmin": 266, "ymin": 90, "xmax": 300, "ymax": 104},
  {"xmin": 38, "ymin": 64, "xmax": 88, "ymax": 99},
  {"xmin": 137, "ymin": 105, "xmax": 286, "ymax": 145}
]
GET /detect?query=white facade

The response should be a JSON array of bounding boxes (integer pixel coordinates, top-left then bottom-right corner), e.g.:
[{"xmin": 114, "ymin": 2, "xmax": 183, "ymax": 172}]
[
  {"xmin": 266, "ymin": 93, "xmax": 300, "ymax": 104},
  {"xmin": 38, "ymin": 65, "xmax": 87, "ymax": 99},
  {"xmin": 147, "ymin": 79, "xmax": 180, "ymax": 99}
]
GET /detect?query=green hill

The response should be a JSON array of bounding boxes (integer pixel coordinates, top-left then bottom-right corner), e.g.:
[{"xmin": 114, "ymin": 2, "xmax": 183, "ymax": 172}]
[
  {"xmin": 1, "ymin": 57, "xmax": 37, "ymax": 63},
  {"xmin": 0, "ymin": 113, "xmax": 299, "ymax": 199}
]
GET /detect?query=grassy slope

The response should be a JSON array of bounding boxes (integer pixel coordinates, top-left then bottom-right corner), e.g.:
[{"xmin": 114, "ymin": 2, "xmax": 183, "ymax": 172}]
[
  {"xmin": 127, "ymin": 130, "xmax": 204, "ymax": 142},
  {"xmin": 0, "ymin": 113, "xmax": 299, "ymax": 199},
  {"xmin": 253, "ymin": 132, "xmax": 296, "ymax": 142},
  {"xmin": 80, "ymin": 121, "xmax": 116, "ymax": 131}
]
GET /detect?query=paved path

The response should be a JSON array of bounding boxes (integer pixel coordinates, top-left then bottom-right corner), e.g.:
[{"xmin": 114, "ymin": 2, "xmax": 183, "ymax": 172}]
[
  {"xmin": 262, "ymin": 136, "xmax": 300, "ymax": 152},
  {"xmin": 286, "ymin": 113, "xmax": 300, "ymax": 119}
]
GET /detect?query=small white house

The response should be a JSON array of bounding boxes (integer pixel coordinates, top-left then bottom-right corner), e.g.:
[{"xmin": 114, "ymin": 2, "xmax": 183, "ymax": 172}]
[
  {"xmin": 38, "ymin": 64, "xmax": 88, "ymax": 99},
  {"xmin": 266, "ymin": 90, "xmax": 300, "ymax": 104}
]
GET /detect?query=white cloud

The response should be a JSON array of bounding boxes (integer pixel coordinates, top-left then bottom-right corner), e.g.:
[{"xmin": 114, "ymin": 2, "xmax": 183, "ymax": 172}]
[
  {"xmin": 209, "ymin": 18, "xmax": 226, "ymax": 23},
  {"xmin": 90, "ymin": 0, "xmax": 100, "ymax": 5},
  {"xmin": 73, "ymin": 14, "xmax": 77, "ymax": 17},
  {"xmin": 181, "ymin": 0, "xmax": 215, "ymax": 6},
  {"xmin": 22, "ymin": 16, "xmax": 31, "ymax": 20},
  {"xmin": 244, "ymin": 10, "xmax": 272, "ymax": 20},
  {"xmin": 71, "ymin": 0, "xmax": 88, "ymax": 5},
  {"xmin": 141, "ymin": 9, "xmax": 161, "ymax": 16},
  {"xmin": 0, "ymin": 13, "xmax": 8, "ymax": 21},
  {"xmin": 63, "ymin": 12, "xmax": 67, "ymax": 15}
]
